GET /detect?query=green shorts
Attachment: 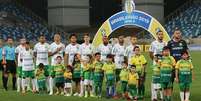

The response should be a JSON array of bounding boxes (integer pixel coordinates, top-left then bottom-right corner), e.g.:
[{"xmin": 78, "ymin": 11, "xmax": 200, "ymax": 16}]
[
  {"xmin": 106, "ymin": 74, "xmax": 115, "ymax": 86},
  {"xmin": 121, "ymin": 81, "xmax": 128, "ymax": 93},
  {"xmin": 38, "ymin": 79, "xmax": 46, "ymax": 89},
  {"xmin": 161, "ymin": 82, "xmax": 172, "ymax": 89},
  {"xmin": 17, "ymin": 66, "xmax": 22, "ymax": 77},
  {"xmin": 179, "ymin": 83, "xmax": 191, "ymax": 91},
  {"xmin": 128, "ymin": 84, "xmax": 137, "ymax": 97},
  {"xmin": 115, "ymin": 69, "xmax": 121, "ymax": 82},
  {"xmin": 22, "ymin": 70, "xmax": 35, "ymax": 78},
  {"xmin": 55, "ymin": 76, "xmax": 64, "ymax": 83}
]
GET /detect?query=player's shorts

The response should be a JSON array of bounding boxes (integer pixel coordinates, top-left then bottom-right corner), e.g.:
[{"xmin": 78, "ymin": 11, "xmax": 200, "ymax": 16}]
[
  {"xmin": 37, "ymin": 79, "xmax": 46, "ymax": 89},
  {"xmin": 161, "ymin": 82, "xmax": 172, "ymax": 89},
  {"xmin": 22, "ymin": 70, "xmax": 35, "ymax": 78},
  {"xmin": 64, "ymin": 83, "xmax": 72, "ymax": 88},
  {"xmin": 115, "ymin": 69, "xmax": 121, "ymax": 82},
  {"xmin": 36, "ymin": 65, "xmax": 51, "ymax": 76},
  {"xmin": 17, "ymin": 66, "xmax": 22, "ymax": 77},
  {"xmin": 3, "ymin": 60, "xmax": 16, "ymax": 73},
  {"xmin": 128, "ymin": 84, "xmax": 137, "ymax": 97},
  {"xmin": 93, "ymin": 72, "xmax": 103, "ymax": 82},
  {"xmin": 84, "ymin": 79, "xmax": 93, "ymax": 85},
  {"xmin": 73, "ymin": 78, "xmax": 81, "ymax": 83},
  {"xmin": 55, "ymin": 76, "xmax": 64, "ymax": 83},
  {"xmin": 179, "ymin": 83, "xmax": 191, "ymax": 91},
  {"xmin": 153, "ymin": 83, "xmax": 161, "ymax": 90}
]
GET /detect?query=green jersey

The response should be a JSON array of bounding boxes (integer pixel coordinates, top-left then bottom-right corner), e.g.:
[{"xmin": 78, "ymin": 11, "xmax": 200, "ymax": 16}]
[
  {"xmin": 53, "ymin": 64, "xmax": 65, "ymax": 77},
  {"xmin": 73, "ymin": 62, "xmax": 81, "ymax": 78},
  {"xmin": 152, "ymin": 64, "xmax": 160, "ymax": 83},
  {"xmin": 35, "ymin": 68, "xmax": 46, "ymax": 80},
  {"xmin": 81, "ymin": 63, "xmax": 93, "ymax": 80},
  {"xmin": 160, "ymin": 56, "xmax": 176, "ymax": 82},
  {"xmin": 119, "ymin": 68, "xmax": 129, "ymax": 82},
  {"xmin": 176, "ymin": 59, "xmax": 193, "ymax": 83}
]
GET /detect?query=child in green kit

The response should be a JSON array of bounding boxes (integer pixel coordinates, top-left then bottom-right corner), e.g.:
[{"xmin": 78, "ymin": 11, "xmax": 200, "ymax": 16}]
[
  {"xmin": 160, "ymin": 46, "xmax": 176, "ymax": 101},
  {"xmin": 64, "ymin": 65, "xmax": 73, "ymax": 96},
  {"xmin": 35, "ymin": 63, "xmax": 46, "ymax": 93},
  {"xmin": 119, "ymin": 61, "xmax": 129, "ymax": 99},
  {"xmin": 128, "ymin": 65, "xmax": 139, "ymax": 101},
  {"xmin": 175, "ymin": 51, "xmax": 194, "ymax": 101},
  {"xmin": 52, "ymin": 56, "xmax": 65, "ymax": 95},
  {"xmin": 152, "ymin": 55, "xmax": 163, "ymax": 101},
  {"xmin": 102, "ymin": 54, "xmax": 116, "ymax": 98},
  {"xmin": 81, "ymin": 55, "xmax": 93, "ymax": 98},
  {"xmin": 93, "ymin": 52, "xmax": 104, "ymax": 98},
  {"xmin": 72, "ymin": 54, "xmax": 81, "ymax": 96}
]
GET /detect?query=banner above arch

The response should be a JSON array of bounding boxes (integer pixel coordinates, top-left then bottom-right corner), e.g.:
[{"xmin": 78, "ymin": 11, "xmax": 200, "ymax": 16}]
[{"xmin": 92, "ymin": 10, "xmax": 170, "ymax": 47}]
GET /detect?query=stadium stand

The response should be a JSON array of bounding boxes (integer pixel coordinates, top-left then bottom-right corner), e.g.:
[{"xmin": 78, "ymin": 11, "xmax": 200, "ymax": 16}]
[
  {"xmin": 165, "ymin": 2, "xmax": 201, "ymax": 38},
  {"xmin": 0, "ymin": 1, "xmax": 66, "ymax": 43}
]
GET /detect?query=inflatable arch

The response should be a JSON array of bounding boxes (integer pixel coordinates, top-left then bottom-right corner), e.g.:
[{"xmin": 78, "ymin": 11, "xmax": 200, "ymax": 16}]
[{"xmin": 92, "ymin": 10, "xmax": 170, "ymax": 47}]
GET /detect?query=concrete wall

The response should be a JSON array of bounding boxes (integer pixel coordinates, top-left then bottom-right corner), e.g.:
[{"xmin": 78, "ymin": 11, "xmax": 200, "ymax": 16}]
[{"xmin": 48, "ymin": 0, "xmax": 89, "ymax": 26}]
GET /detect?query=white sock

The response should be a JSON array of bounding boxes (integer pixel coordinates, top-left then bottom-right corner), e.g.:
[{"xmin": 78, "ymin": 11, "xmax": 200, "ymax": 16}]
[
  {"xmin": 151, "ymin": 83, "xmax": 154, "ymax": 100},
  {"xmin": 80, "ymin": 81, "xmax": 84, "ymax": 95},
  {"xmin": 26, "ymin": 78, "xmax": 31, "ymax": 90},
  {"xmin": 160, "ymin": 90, "xmax": 163, "ymax": 99},
  {"xmin": 34, "ymin": 79, "xmax": 39, "ymax": 91},
  {"xmin": 153, "ymin": 89, "xmax": 157, "ymax": 99},
  {"xmin": 17, "ymin": 77, "xmax": 21, "ymax": 91},
  {"xmin": 22, "ymin": 79, "xmax": 26, "ymax": 91},
  {"xmin": 31, "ymin": 79, "xmax": 36, "ymax": 91},
  {"xmin": 180, "ymin": 92, "xmax": 185, "ymax": 101},
  {"xmin": 49, "ymin": 77, "xmax": 54, "ymax": 93},
  {"xmin": 185, "ymin": 92, "xmax": 190, "ymax": 101},
  {"xmin": 46, "ymin": 77, "xmax": 50, "ymax": 91}
]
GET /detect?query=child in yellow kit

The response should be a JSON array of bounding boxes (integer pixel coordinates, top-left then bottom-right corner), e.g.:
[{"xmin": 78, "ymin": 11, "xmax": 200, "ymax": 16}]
[
  {"xmin": 130, "ymin": 46, "xmax": 147, "ymax": 99},
  {"xmin": 64, "ymin": 65, "xmax": 73, "ymax": 96},
  {"xmin": 128, "ymin": 65, "xmax": 139, "ymax": 101}
]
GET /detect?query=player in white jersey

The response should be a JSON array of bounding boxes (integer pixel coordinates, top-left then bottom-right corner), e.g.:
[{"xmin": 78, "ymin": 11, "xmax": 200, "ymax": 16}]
[
  {"xmin": 34, "ymin": 35, "xmax": 50, "ymax": 74},
  {"xmin": 79, "ymin": 33, "xmax": 94, "ymax": 97},
  {"xmin": 49, "ymin": 33, "xmax": 65, "ymax": 95},
  {"xmin": 79, "ymin": 33, "xmax": 94, "ymax": 60},
  {"xmin": 21, "ymin": 42, "xmax": 37, "ymax": 94},
  {"xmin": 96, "ymin": 36, "xmax": 112, "ymax": 62},
  {"xmin": 149, "ymin": 29, "xmax": 166, "ymax": 101},
  {"xmin": 112, "ymin": 35, "xmax": 126, "ymax": 81},
  {"xmin": 65, "ymin": 34, "xmax": 80, "ymax": 66},
  {"xmin": 124, "ymin": 36, "xmax": 138, "ymax": 66},
  {"xmin": 15, "ymin": 38, "xmax": 26, "ymax": 92}
]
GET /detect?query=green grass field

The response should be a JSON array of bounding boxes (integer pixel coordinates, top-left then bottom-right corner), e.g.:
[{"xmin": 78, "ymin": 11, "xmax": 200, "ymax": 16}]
[{"xmin": 0, "ymin": 51, "xmax": 200, "ymax": 101}]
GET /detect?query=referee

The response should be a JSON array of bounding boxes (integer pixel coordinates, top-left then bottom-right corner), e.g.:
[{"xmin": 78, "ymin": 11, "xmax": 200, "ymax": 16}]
[{"xmin": 2, "ymin": 37, "xmax": 16, "ymax": 90}]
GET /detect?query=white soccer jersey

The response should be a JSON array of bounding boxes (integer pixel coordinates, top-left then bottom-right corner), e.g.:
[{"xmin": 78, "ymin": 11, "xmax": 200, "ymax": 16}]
[
  {"xmin": 124, "ymin": 44, "xmax": 139, "ymax": 64},
  {"xmin": 65, "ymin": 43, "xmax": 80, "ymax": 66},
  {"xmin": 34, "ymin": 42, "xmax": 50, "ymax": 66},
  {"xmin": 15, "ymin": 45, "xmax": 26, "ymax": 67},
  {"xmin": 50, "ymin": 42, "xmax": 65, "ymax": 66},
  {"xmin": 96, "ymin": 44, "xmax": 112, "ymax": 62},
  {"xmin": 149, "ymin": 40, "xmax": 166, "ymax": 55},
  {"xmin": 112, "ymin": 43, "xmax": 126, "ymax": 69},
  {"xmin": 21, "ymin": 49, "xmax": 34, "ymax": 71},
  {"xmin": 79, "ymin": 43, "xmax": 94, "ymax": 59}
]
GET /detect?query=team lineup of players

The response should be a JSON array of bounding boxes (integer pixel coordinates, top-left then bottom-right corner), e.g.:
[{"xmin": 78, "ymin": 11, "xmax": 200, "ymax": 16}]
[{"xmin": 0, "ymin": 28, "xmax": 193, "ymax": 101}]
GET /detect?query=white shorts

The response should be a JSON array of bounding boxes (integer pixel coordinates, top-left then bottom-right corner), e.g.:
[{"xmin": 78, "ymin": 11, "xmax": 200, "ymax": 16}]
[
  {"xmin": 64, "ymin": 83, "xmax": 72, "ymax": 88},
  {"xmin": 153, "ymin": 83, "xmax": 161, "ymax": 90},
  {"xmin": 84, "ymin": 79, "xmax": 93, "ymax": 86}
]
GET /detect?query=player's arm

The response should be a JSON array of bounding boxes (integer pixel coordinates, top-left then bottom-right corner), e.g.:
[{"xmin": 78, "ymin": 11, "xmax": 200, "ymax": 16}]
[
  {"xmin": 64, "ymin": 47, "xmax": 69, "ymax": 66},
  {"xmin": 149, "ymin": 43, "xmax": 154, "ymax": 60},
  {"xmin": 2, "ymin": 48, "xmax": 6, "ymax": 67},
  {"xmin": 175, "ymin": 61, "xmax": 180, "ymax": 83}
]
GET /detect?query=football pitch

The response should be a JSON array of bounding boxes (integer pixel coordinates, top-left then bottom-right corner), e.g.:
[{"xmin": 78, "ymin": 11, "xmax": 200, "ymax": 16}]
[{"xmin": 0, "ymin": 51, "xmax": 200, "ymax": 101}]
